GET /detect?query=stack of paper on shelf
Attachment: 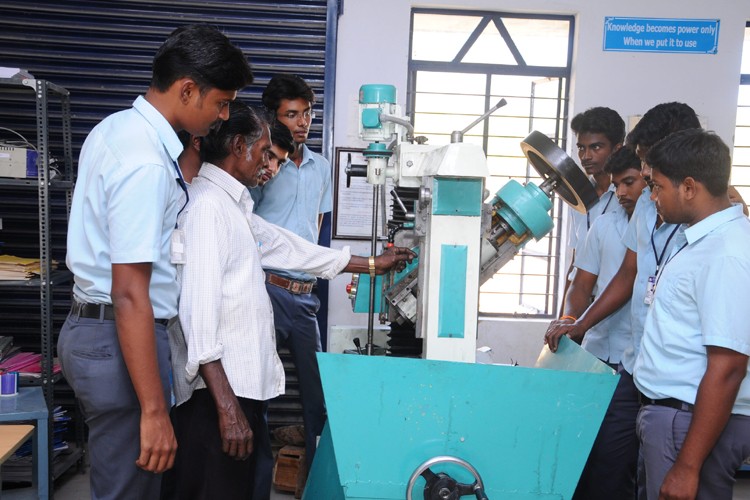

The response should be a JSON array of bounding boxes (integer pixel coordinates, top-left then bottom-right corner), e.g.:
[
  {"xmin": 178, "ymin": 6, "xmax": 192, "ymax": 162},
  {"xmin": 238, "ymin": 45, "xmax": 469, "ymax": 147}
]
[{"xmin": 0, "ymin": 255, "xmax": 41, "ymax": 280}]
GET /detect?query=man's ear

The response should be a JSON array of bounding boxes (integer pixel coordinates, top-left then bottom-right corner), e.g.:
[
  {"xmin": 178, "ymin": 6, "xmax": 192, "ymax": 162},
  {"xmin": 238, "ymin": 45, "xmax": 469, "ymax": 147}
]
[
  {"xmin": 190, "ymin": 135, "xmax": 201, "ymax": 153},
  {"xmin": 682, "ymin": 176, "xmax": 698, "ymax": 200},
  {"xmin": 178, "ymin": 78, "xmax": 197, "ymax": 105},
  {"xmin": 231, "ymin": 134, "xmax": 246, "ymax": 158}
]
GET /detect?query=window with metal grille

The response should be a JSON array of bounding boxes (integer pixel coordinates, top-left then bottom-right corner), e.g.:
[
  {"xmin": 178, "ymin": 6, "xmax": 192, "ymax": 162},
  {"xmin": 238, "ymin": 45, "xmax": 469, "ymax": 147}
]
[
  {"xmin": 408, "ymin": 9, "xmax": 574, "ymax": 317},
  {"xmin": 732, "ymin": 22, "xmax": 750, "ymax": 203}
]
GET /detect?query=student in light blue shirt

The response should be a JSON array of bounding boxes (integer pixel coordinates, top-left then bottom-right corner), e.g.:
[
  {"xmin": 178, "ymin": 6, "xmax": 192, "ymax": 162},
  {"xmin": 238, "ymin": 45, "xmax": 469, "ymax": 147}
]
[
  {"xmin": 547, "ymin": 147, "xmax": 647, "ymax": 500},
  {"xmin": 564, "ymin": 147, "xmax": 646, "ymax": 365},
  {"xmin": 563, "ymin": 107, "xmax": 624, "ymax": 293},
  {"xmin": 546, "ymin": 102, "xmax": 702, "ymax": 500},
  {"xmin": 250, "ymin": 74, "xmax": 333, "ymax": 470},
  {"xmin": 634, "ymin": 129, "xmax": 750, "ymax": 500},
  {"xmin": 58, "ymin": 25, "xmax": 252, "ymax": 500}
]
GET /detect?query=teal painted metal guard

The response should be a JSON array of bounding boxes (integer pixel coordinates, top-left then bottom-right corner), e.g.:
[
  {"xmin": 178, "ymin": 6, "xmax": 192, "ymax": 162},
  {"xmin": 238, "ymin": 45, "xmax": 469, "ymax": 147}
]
[
  {"xmin": 363, "ymin": 141, "xmax": 391, "ymax": 157},
  {"xmin": 433, "ymin": 177, "xmax": 483, "ymax": 216},
  {"xmin": 352, "ymin": 274, "xmax": 383, "ymax": 313},
  {"xmin": 438, "ymin": 244, "xmax": 467, "ymax": 338},
  {"xmin": 352, "ymin": 248, "xmax": 420, "ymax": 314},
  {"xmin": 361, "ymin": 108, "xmax": 383, "ymax": 129},
  {"xmin": 359, "ymin": 83, "xmax": 397, "ymax": 104},
  {"xmin": 306, "ymin": 341, "xmax": 618, "ymax": 499},
  {"xmin": 494, "ymin": 180, "xmax": 554, "ymax": 240},
  {"xmin": 303, "ymin": 424, "xmax": 345, "ymax": 500}
]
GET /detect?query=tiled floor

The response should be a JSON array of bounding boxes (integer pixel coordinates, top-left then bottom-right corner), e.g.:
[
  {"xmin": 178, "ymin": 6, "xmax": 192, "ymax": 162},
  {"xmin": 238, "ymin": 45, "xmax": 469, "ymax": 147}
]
[
  {"xmin": 3, "ymin": 464, "xmax": 295, "ymax": 499},
  {"xmin": 3, "ymin": 465, "xmax": 749, "ymax": 499}
]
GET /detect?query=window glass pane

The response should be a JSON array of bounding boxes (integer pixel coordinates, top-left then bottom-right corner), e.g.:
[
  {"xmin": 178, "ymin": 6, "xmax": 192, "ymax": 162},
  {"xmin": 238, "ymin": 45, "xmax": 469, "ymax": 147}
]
[
  {"xmin": 462, "ymin": 22, "xmax": 518, "ymax": 65},
  {"xmin": 503, "ymin": 18, "xmax": 570, "ymax": 67},
  {"xmin": 412, "ymin": 13, "xmax": 483, "ymax": 62},
  {"xmin": 732, "ymin": 24, "xmax": 750, "ymax": 208}
]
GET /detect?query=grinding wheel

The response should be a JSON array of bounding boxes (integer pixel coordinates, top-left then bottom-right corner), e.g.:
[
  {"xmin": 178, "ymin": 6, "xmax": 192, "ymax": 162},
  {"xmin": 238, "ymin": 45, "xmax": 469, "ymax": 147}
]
[{"xmin": 520, "ymin": 130, "xmax": 597, "ymax": 214}]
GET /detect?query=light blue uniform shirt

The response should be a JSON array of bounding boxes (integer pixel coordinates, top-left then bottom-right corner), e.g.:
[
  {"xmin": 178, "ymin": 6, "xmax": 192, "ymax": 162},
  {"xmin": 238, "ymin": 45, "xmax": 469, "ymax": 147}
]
[
  {"xmin": 634, "ymin": 205, "xmax": 750, "ymax": 416},
  {"xmin": 575, "ymin": 206, "xmax": 632, "ymax": 364},
  {"xmin": 66, "ymin": 96, "xmax": 184, "ymax": 319},
  {"xmin": 619, "ymin": 189, "xmax": 680, "ymax": 373},
  {"xmin": 568, "ymin": 183, "xmax": 617, "ymax": 259},
  {"xmin": 250, "ymin": 143, "xmax": 332, "ymax": 281}
]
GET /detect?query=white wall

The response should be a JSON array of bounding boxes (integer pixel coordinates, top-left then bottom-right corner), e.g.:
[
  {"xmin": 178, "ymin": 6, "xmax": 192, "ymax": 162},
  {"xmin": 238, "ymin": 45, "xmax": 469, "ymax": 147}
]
[{"xmin": 327, "ymin": 0, "xmax": 750, "ymax": 352}]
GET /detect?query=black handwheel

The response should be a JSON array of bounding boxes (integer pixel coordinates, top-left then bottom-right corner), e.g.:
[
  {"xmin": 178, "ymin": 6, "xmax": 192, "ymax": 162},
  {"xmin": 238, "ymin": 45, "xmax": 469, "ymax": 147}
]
[
  {"xmin": 520, "ymin": 130, "xmax": 598, "ymax": 214},
  {"xmin": 406, "ymin": 456, "xmax": 489, "ymax": 500}
]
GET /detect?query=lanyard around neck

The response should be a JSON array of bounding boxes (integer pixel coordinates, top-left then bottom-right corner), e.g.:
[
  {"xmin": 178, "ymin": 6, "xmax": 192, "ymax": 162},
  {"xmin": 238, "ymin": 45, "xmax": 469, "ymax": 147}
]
[
  {"xmin": 173, "ymin": 160, "xmax": 189, "ymax": 229},
  {"xmin": 650, "ymin": 222, "xmax": 680, "ymax": 274},
  {"xmin": 654, "ymin": 241, "xmax": 688, "ymax": 288},
  {"xmin": 586, "ymin": 191, "xmax": 615, "ymax": 230}
]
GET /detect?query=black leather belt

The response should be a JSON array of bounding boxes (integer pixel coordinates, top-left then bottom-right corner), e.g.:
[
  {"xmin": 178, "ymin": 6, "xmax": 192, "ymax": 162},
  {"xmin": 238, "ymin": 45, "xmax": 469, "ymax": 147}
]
[
  {"xmin": 265, "ymin": 272, "xmax": 315, "ymax": 294},
  {"xmin": 71, "ymin": 302, "xmax": 169, "ymax": 326},
  {"xmin": 639, "ymin": 392, "xmax": 694, "ymax": 412}
]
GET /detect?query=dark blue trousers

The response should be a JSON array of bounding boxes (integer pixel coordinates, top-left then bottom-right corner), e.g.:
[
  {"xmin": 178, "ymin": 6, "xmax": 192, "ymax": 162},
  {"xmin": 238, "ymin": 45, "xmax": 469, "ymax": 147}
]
[
  {"xmin": 266, "ymin": 283, "xmax": 326, "ymax": 469},
  {"xmin": 573, "ymin": 364, "xmax": 641, "ymax": 500}
]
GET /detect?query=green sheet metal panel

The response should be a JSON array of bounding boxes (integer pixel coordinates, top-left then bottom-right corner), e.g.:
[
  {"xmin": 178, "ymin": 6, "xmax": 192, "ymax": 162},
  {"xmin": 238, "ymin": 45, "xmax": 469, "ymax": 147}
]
[
  {"xmin": 433, "ymin": 177, "xmax": 483, "ymax": 216},
  {"xmin": 303, "ymin": 423, "xmax": 346, "ymax": 500},
  {"xmin": 308, "ymin": 342, "xmax": 618, "ymax": 499},
  {"xmin": 438, "ymin": 244, "xmax": 467, "ymax": 338}
]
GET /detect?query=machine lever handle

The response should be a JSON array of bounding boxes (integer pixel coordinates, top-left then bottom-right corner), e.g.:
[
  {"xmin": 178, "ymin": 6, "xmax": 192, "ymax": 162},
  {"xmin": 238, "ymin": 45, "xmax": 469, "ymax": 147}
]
[
  {"xmin": 353, "ymin": 337, "xmax": 363, "ymax": 355},
  {"xmin": 451, "ymin": 98, "xmax": 507, "ymax": 143}
]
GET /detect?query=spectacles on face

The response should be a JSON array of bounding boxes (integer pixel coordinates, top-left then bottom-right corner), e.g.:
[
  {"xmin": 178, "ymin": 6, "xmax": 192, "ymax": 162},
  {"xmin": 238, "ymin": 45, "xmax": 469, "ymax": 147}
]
[{"xmin": 280, "ymin": 110, "xmax": 316, "ymax": 122}]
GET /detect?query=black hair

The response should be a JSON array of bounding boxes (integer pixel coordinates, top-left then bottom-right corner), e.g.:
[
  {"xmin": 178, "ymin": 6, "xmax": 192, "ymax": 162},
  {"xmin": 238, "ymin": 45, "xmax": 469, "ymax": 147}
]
[
  {"xmin": 201, "ymin": 100, "xmax": 268, "ymax": 164},
  {"xmin": 646, "ymin": 128, "xmax": 730, "ymax": 197},
  {"xmin": 262, "ymin": 74, "xmax": 316, "ymax": 112},
  {"xmin": 570, "ymin": 107, "xmax": 625, "ymax": 146},
  {"xmin": 270, "ymin": 119, "xmax": 295, "ymax": 154},
  {"xmin": 151, "ymin": 24, "xmax": 253, "ymax": 93},
  {"xmin": 176, "ymin": 130, "xmax": 191, "ymax": 149},
  {"xmin": 626, "ymin": 102, "xmax": 700, "ymax": 149},
  {"xmin": 604, "ymin": 146, "xmax": 640, "ymax": 176}
]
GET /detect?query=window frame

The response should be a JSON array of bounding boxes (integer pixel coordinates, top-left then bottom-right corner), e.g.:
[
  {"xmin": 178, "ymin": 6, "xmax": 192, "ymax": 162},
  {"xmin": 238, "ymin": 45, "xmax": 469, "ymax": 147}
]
[
  {"xmin": 732, "ymin": 22, "xmax": 750, "ymax": 205},
  {"xmin": 407, "ymin": 8, "xmax": 575, "ymax": 318}
]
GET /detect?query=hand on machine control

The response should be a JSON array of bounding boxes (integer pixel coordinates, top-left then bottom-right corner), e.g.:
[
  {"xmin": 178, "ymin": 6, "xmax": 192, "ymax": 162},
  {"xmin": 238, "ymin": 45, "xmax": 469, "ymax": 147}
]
[
  {"xmin": 375, "ymin": 246, "xmax": 416, "ymax": 274},
  {"xmin": 344, "ymin": 247, "xmax": 416, "ymax": 276}
]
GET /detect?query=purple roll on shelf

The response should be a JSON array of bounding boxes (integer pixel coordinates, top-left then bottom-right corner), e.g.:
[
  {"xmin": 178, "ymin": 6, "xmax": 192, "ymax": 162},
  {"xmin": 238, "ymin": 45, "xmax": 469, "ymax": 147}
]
[{"xmin": 0, "ymin": 371, "xmax": 18, "ymax": 396}]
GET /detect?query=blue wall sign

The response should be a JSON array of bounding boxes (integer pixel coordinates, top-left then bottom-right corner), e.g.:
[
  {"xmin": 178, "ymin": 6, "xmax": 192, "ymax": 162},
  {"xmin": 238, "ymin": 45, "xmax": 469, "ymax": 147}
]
[{"xmin": 603, "ymin": 17, "xmax": 719, "ymax": 54}]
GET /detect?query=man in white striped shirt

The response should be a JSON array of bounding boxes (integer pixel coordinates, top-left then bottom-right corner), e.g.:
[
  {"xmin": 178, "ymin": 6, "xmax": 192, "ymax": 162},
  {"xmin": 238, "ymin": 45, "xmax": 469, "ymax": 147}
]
[{"xmin": 163, "ymin": 101, "xmax": 413, "ymax": 500}]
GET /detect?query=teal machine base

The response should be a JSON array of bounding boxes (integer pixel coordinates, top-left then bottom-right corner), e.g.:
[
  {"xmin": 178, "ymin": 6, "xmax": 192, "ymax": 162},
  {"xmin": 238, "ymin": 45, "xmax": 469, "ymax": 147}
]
[{"xmin": 304, "ymin": 338, "xmax": 617, "ymax": 499}]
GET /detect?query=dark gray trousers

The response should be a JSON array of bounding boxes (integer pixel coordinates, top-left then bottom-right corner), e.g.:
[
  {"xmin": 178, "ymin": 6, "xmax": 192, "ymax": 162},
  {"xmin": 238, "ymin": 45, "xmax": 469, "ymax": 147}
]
[
  {"xmin": 58, "ymin": 313, "xmax": 172, "ymax": 500},
  {"xmin": 637, "ymin": 403, "xmax": 750, "ymax": 499}
]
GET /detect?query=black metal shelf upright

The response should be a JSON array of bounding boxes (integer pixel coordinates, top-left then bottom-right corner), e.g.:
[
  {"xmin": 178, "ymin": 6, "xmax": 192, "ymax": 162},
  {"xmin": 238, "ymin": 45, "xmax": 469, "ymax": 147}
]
[
  {"xmin": 0, "ymin": 75, "xmax": 81, "ymax": 492},
  {"xmin": 0, "ymin": 75, "xmax": 72, "ymax": 407}
]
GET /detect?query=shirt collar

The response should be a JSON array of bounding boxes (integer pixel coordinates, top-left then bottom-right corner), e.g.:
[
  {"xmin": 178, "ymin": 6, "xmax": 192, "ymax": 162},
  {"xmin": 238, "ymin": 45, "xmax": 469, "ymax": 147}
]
[
  {"xmin": 197, "ymin": 162, "xmax": 250, "ymax": 206},
  {"xmin": 132, "ymin": 96, "xmax": 183, "ymax": 163},
  {"xmin": 282, "ymin": 142, "xmax": 313, "ymax": 169},
  {"xmin": 684, "ymin": 204, "xmax": 744, "ymax": 246}
]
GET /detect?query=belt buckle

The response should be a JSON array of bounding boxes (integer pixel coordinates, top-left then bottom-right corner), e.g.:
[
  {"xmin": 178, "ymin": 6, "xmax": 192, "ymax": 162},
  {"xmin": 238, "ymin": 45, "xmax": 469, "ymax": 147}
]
[{"xmin": 290, "ymin": 281, "xmax": 301, "ymax": 294}]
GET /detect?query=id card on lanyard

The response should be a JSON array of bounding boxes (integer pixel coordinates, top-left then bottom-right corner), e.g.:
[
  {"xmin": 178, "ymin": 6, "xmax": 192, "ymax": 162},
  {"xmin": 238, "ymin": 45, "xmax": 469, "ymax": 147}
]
[
  {"xmin": 170, "ymin": 159, "xmax": 189, "ymax": 265},
  {"xmin": 644, "ymin": 222, "xmax": 681, "ymax": 304}
]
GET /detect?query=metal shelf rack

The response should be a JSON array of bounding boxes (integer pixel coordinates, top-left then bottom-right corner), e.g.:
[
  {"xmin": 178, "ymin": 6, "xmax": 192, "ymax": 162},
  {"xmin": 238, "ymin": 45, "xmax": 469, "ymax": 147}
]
[{"xmin": 0, "ymin": 76, "xmax": 78, "ymax": 497}]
